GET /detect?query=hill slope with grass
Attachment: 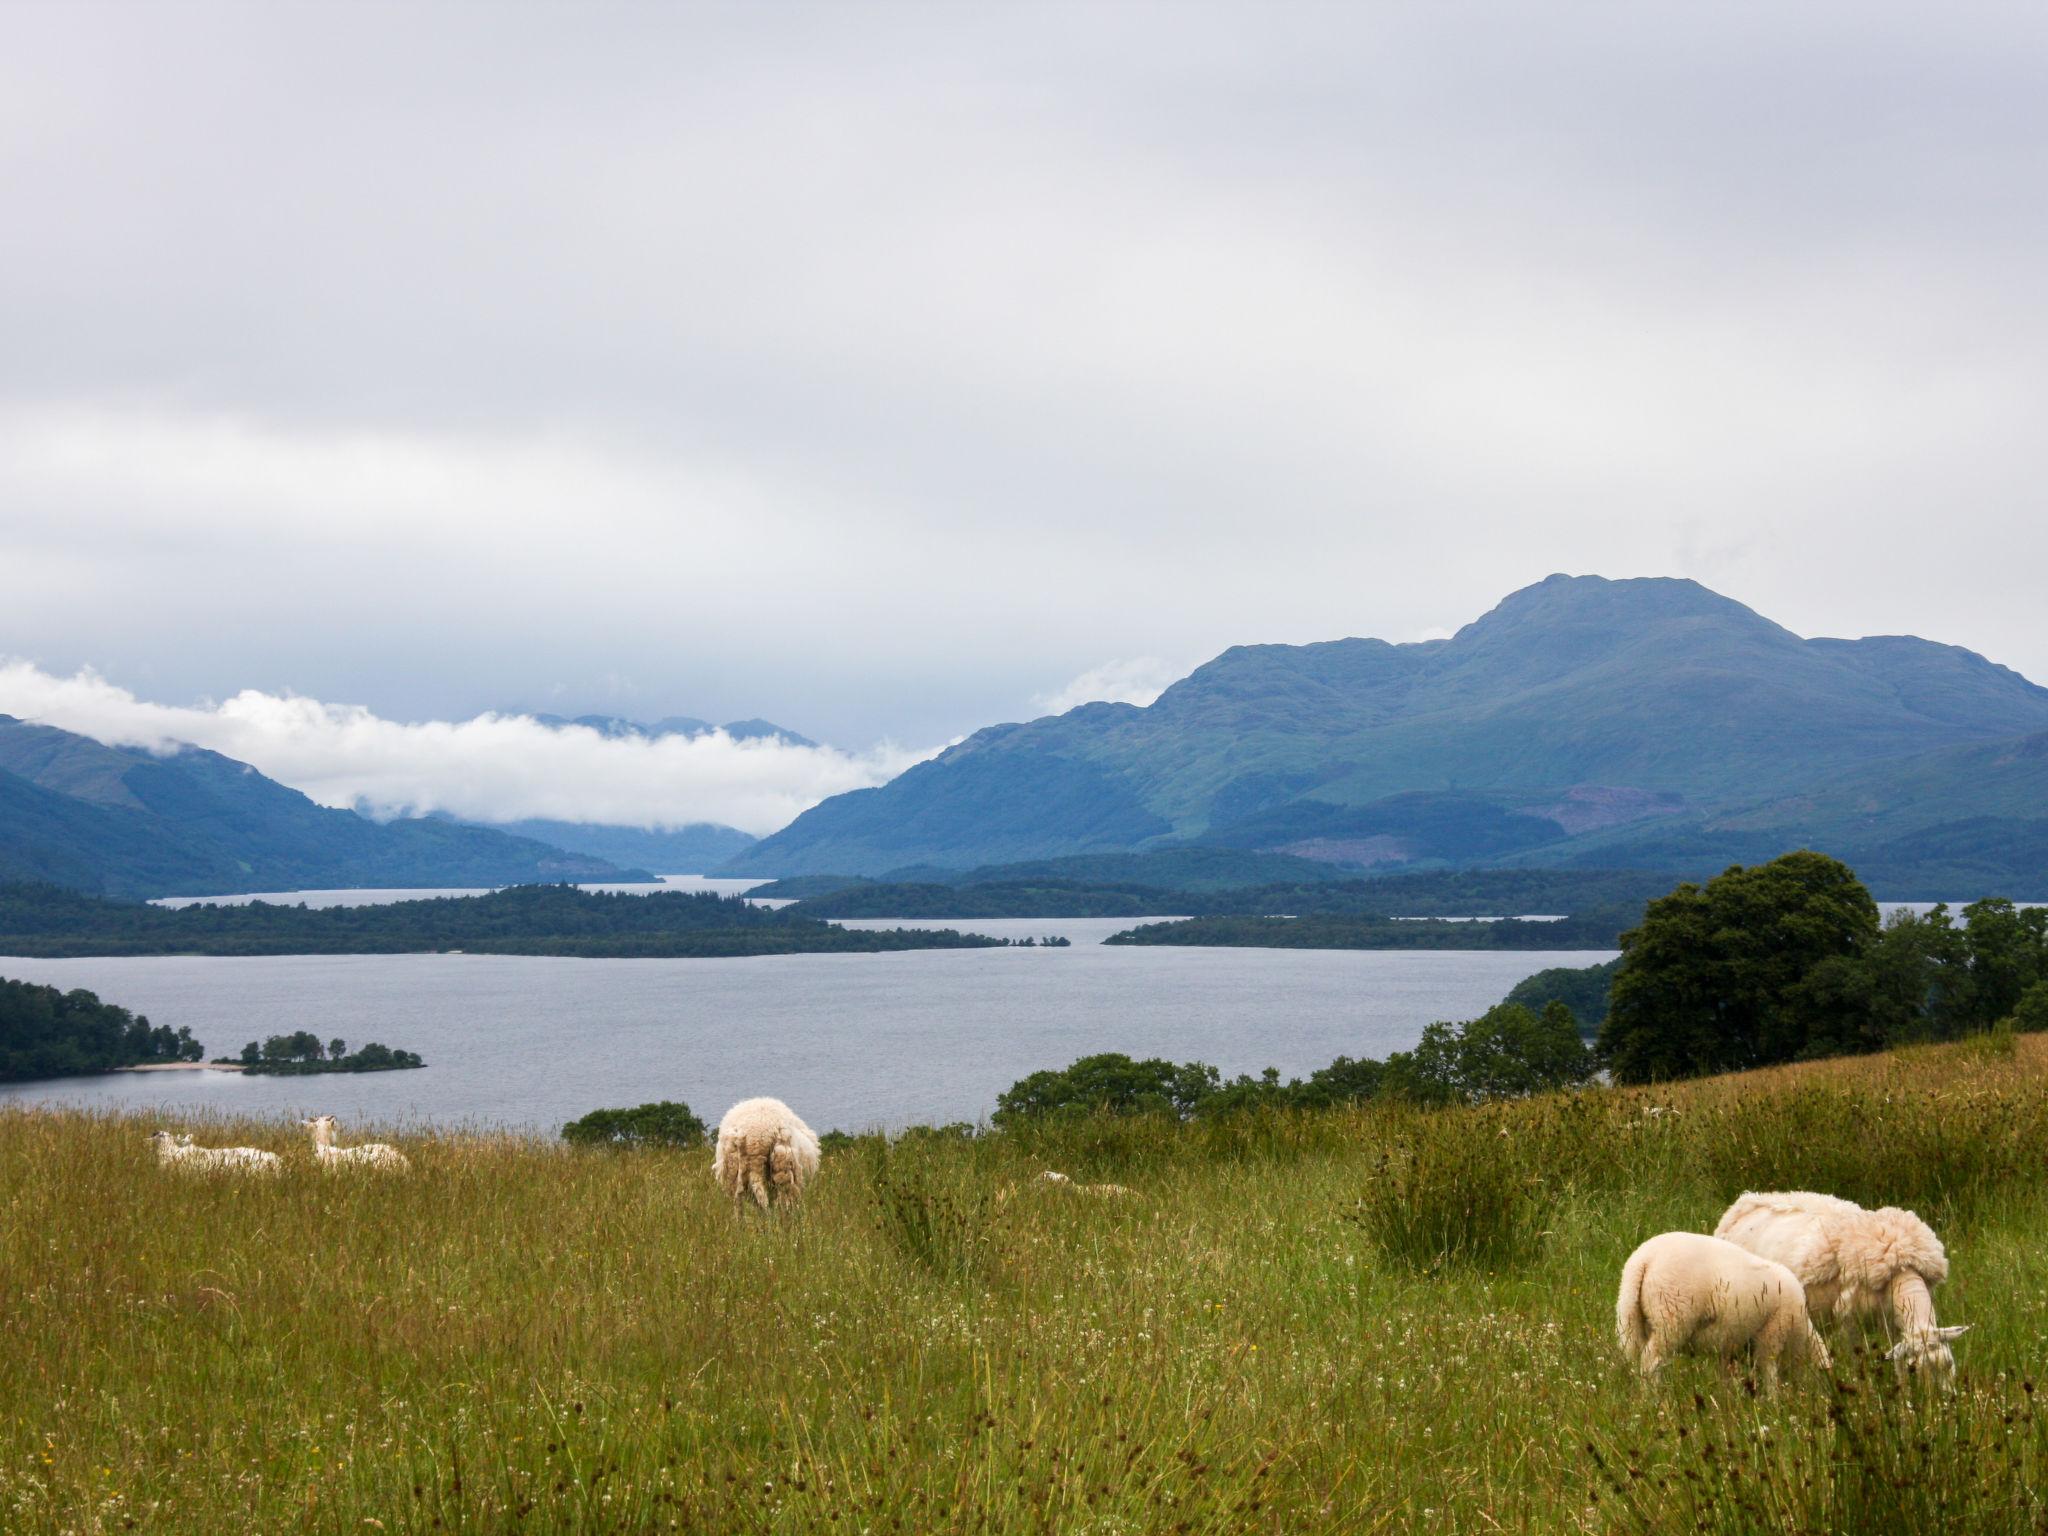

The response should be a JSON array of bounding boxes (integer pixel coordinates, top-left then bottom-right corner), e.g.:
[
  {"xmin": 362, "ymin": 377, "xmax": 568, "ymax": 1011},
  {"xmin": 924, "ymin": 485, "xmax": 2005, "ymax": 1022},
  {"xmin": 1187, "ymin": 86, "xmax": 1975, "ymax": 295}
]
[
  {"xmin": 6, "ymin": 1034, "xmax": 2046, "ymax": 1532},
  {"xmin": 724, "ymin": 575, "xmax": 2048, "ymax": 889}
]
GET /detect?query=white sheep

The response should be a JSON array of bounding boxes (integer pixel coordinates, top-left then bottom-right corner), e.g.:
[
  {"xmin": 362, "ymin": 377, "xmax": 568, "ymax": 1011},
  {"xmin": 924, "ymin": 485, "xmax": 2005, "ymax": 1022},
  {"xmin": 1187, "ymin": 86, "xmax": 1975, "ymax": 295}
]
[
  {"xmin": 301, "ymin": 1114, "xmax": 411, "ymax": 1172},
  {"xmin": 711, "ymin": 1097, "xmax": 821, "ymax": 1210},
  {"xmin": 1714, "ymin": 1190, "xmax": 1967, "ymax": 1380},
  {"xmin": 148, "ymin": 1129, "xmax": 283, "ymax": 1175},
  {"xmin": 1616, "ymin": 1231, "xmax": 1831, "ymax": 1387},
  {"xmin": 1039, "ymin": 1170, "xmax": 1132, "ymax": 1196}
]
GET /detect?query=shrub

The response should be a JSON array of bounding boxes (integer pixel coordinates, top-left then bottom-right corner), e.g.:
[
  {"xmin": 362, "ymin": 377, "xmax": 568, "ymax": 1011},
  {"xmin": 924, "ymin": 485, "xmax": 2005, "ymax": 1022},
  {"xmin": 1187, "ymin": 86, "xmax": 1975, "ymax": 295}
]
[
  {"xmin": 561, "ymin": 1100, "xmax": 707, "ymax": 1148},
  {"xmin": 2013, "ymin": 980, "xmax": 2048, "ymax": 1035},
  {"xmin": 1347, "ymin": 1106, "xmax": 1552, "ymax": 1272},
  {"xmin": 992, "ymin": 1052, "xmax": 1219, "ymax": 1123},
  {"xmin": 868, "ymin": 1137, "xmax": 1005, "ymax": 1281},
  {"xmin": 1383, "ymin": 1001, "xmax": 1597, "ymax": 1104}
]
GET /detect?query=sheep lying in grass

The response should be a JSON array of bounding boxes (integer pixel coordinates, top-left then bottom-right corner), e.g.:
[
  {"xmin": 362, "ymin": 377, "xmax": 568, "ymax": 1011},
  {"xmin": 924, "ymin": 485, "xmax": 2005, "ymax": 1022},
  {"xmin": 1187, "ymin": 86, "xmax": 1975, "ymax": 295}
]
[
  {"xmin": 1039, "ymin": 1170, "xmax": 1132, "ymax": 1196},
  {"xmin": 1714, "ymin": 1190, "xmax": 1967, "ymax": 1381},
  {"xmin": 711, "ymin": 1097, "xmax": 820, "ymax": 1210},
  {"xmin": 1616, "ymin": 1231, "xmax": 1831, "ymax": 1387},
  {"xmin": 148, "ymin": 1130, "xmax": 283, "ymax": 1175},
  {"xmin": 301, "ymin": 1114, "xmax": 410, "ymax": 1171}
]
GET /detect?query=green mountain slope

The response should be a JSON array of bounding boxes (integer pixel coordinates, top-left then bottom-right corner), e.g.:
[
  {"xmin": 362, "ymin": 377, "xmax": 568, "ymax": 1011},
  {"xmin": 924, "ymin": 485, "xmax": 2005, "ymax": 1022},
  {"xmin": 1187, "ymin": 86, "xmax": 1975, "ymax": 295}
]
[
  {"xmin": 722, "ymin": 575, "xmax": 2048, "ymax": 883},
  {"xmin": 0, "ymin": 717, "xmax": 645, "ymax": 898},
  {"xmin": 451, "ymin": 818, "xmax": 758, "ymax": 873}
]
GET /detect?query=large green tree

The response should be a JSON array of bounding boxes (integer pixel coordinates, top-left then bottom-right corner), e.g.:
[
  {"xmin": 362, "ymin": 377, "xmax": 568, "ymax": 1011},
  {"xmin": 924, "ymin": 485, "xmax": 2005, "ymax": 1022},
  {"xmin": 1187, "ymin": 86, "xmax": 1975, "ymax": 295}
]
[{"xmin": 1597, "ymin": 851, "xmax": 1880, "ymax": 1083}]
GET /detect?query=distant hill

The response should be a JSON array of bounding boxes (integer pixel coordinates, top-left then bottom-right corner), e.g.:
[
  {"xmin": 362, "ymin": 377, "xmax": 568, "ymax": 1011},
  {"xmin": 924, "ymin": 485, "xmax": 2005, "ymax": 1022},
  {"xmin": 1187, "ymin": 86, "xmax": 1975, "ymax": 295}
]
[
  {"xmin": 522, "ymin": 713, "xmax": 818, "ymax": 749},
  {"xmin": 0, "ymin": 716, "xmax": 647, "ymax": 898},
  {"xmin": 720, "ymin": 575, "xmax": 2048, "ymax": 893},
  {"xmin": 453, "ymin": 818, "xmax": 758, "ymax": 873}
]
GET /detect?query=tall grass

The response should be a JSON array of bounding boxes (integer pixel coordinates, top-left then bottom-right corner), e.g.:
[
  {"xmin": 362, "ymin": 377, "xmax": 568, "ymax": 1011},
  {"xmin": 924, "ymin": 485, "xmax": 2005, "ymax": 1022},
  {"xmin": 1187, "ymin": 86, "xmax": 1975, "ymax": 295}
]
[{"xmin": 4, "ymin": 1037, "xmax": 2047, "ymax": 1532}]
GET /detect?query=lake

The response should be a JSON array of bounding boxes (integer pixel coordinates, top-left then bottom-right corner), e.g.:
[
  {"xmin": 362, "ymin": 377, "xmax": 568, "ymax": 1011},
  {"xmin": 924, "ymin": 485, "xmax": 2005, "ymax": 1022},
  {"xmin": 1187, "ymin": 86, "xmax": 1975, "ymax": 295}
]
[
  {"xmin": 14, "ymin": 880, "xmax": 2012, "ymax": 1135},
  {"xmin": 0, "ymin": 943, "xmax": 1614, "ymax": 1135}
]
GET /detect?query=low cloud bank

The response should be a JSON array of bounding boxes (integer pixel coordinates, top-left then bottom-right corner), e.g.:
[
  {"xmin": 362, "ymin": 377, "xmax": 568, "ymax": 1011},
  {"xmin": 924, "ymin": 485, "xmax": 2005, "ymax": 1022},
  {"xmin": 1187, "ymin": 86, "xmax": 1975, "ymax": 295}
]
[
  {"xmin": 0, "ymin": 662, "xmax": 935, "ymax": 836},
  {"xmin": 1033, "ymin": 657, "xmax": 1183, "ymax": 716}
]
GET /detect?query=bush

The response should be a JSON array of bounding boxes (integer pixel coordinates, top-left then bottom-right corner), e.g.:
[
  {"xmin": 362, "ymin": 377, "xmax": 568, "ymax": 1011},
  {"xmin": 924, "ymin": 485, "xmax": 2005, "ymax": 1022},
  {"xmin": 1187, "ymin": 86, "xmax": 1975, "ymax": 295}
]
[
  {"xmin": 2013, "ymin": 980, "xmax": 2048, "ymax": 1035},
  {"xmin": 868, "ymin": 1137, "xmax": 1005, "ymax": 1281},
  {"xmin": 992, "ymin": 1052, "xmax": 1219, "ymax": 1124},
  {"xmin": 561, "ymin": 1101, "xmax": 707, "ymax": 1149},
  {"xmin": 1347, "ymin": 1106, "xmax": 1553, "ymax": 1272}
]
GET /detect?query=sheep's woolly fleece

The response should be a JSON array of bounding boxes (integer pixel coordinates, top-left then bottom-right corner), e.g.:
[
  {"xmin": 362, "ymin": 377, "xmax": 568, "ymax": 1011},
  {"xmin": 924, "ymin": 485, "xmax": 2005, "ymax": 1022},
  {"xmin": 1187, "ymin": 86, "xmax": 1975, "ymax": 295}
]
[
  {"xmin": 711, "ymin": 1097, "xmax": 822, "ymax": 1209},
  {"xmin": 1715, "ymin": 1190, "xmax": 1946, "ymax": 1308}
]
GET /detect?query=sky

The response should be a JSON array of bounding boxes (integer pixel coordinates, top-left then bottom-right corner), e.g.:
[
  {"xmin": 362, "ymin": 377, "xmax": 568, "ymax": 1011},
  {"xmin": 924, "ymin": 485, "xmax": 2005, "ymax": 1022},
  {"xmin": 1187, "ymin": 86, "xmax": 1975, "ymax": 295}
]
[{"xmin": 3, "ymin": 3, "xmax": 2046, "ymax": 829}]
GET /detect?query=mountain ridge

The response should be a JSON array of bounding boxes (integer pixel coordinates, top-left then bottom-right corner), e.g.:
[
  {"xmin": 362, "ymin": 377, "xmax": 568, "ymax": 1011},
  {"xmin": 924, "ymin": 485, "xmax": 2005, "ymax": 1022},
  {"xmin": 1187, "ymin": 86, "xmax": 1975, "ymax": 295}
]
[
  {"xmin": 719, "ymin": 575, "xmax": 2048, "ymax": 886},
  {"xmin": 0, "ymin": 716, "xmax": 647, "ymax": 898}
]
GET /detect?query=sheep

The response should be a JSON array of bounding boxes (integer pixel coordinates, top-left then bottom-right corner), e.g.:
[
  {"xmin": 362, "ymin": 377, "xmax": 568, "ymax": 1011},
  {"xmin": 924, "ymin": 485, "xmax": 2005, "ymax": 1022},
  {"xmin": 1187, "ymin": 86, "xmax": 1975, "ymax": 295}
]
[
  {"xmin": 1714, "ymin": 1190, "xmax": 1968, "ymax": 1381},
  {"xmin": 1616, "ymin": 1231, "xmax": 1831, "ymax": 1387},
  {"xmin": 1039, "ymin": 1170, "xmax": 1133, "ymax": 1196},
  {"xmin": 711, "ymin": 1097, "xmax": 821, "ymax": 1210},
  {"xmin": 301, "ymin": 1114, "xmax": 411, "ymax": 1172},
  {"xmin": 147, "ymin": 1129, "xmax": 283, "ymax": 1175}
]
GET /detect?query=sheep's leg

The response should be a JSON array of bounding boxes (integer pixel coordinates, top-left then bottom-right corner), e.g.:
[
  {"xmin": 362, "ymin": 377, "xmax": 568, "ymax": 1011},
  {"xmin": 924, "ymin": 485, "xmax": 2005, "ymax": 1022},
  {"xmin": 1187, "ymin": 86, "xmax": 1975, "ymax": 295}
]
[
  {"xmin": 1637, "ymin": 1336, "xmax": 1669, "ymax": 1379},
  {"xmin": 745, "ymin": 1154, "xmax": 771, "ymax": 1212}
]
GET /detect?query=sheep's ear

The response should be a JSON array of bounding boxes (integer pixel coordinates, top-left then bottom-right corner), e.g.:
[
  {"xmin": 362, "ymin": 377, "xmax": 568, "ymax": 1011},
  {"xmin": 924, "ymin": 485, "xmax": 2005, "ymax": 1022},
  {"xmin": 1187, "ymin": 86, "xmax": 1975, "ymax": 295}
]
[{"xmin": 1936, "ymin": 1325, "xmax": 1971, "ymax": 1341}]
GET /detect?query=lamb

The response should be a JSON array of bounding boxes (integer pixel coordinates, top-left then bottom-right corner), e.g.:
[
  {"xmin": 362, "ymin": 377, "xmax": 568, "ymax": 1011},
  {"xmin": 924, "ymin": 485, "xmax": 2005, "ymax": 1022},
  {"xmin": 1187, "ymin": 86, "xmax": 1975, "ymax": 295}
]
[
  {"xmin": 711, "ymin": 1097, "xmax": 821, "ymax": 1210},
  {"xmin": 301, "ymin": 1114, "xmax": 410, "ymax": 1171},
  {"xmin": 1714, "ymin": 1190, "xmax": 1967, "ymax": 1380},
  {"xmin": 148, "ymin": 1129, "xmax": 283, "ymax": 1175},
  {"xmin": 1616, "ymin": 1231, "xmax": 1831, "ymax": 1387}
]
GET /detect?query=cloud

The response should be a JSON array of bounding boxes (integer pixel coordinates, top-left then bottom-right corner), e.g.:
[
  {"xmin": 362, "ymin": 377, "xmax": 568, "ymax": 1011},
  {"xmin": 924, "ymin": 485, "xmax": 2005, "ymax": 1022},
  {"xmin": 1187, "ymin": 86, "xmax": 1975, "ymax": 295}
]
[
  {"xmin": 1034, "ymin": 658, "xmax": 1184, "ymax": 715},
  {"xmin": 0, "ymin": 661, "xmax": 933, "ymax": 835},
  {"xmin": 1, "ymin": 2, "xmax": 2046, "ymax": 742}
]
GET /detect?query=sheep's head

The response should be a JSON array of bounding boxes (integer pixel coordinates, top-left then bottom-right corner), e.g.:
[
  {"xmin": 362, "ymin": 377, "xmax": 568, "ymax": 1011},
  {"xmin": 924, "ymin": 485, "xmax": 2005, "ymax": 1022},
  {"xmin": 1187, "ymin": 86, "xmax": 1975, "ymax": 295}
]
[
  {"xmin": 147, "ymin": 1130, "xmax": 174, "ymax": 1146},
  {"xmin": 301, "ymin": 1115, "xmax": 336, "ymax": 1130},
  {"xmin": 1889, "ymin": 1325, "xmax": 1969, "ymax": 1385}
]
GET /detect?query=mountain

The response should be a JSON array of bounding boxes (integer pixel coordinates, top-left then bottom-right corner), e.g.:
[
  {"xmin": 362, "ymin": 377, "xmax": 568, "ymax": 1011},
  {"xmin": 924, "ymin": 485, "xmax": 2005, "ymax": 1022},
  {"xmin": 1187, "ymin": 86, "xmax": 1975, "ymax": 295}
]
[
  {"xmin": 523, "ymin": 713, "xmax": 818, "ymax": 748},
  {"xmin": 452, "ymin": 818, "xmax": 758, "ymax": 873},
  {"xmin": 720, "ymin": 575, "xmax": 2048, "ymax": 892},
  {"xmin": 0, "ymin": 716, "xmax": 647, "ymax": 898}
]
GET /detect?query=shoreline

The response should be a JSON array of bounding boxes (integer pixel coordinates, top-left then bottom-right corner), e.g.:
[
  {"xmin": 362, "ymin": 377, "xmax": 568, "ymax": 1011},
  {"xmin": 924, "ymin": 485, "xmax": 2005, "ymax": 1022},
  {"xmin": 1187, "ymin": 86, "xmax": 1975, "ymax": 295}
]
[{"xmin": 110, "ymin": 1061, "xmax": 248, "ymax": 1074}]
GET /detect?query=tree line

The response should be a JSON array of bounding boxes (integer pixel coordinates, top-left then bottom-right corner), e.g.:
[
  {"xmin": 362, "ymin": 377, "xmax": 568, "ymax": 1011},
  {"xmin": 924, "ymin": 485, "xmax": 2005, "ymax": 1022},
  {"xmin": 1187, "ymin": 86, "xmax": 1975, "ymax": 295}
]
[
  {"xmin": 223, "ymin": 1032, "xmax": 426, "ymax": 1074},
  {"xmin": 0, "ymin": 882, "xmax": 1010, "ymax": 958},
  {"xmin": 1596, "ymin": 851, "xmax": 2047, "ymax": 1082},
  {"xmin": 0, "ymin": 976, "xmax": 202, "ymax": 1081}
]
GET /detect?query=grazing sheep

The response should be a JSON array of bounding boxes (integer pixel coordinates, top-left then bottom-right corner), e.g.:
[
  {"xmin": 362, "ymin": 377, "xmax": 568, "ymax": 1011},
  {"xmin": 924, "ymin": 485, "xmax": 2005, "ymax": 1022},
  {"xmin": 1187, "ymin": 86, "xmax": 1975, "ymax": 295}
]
[
  {"xmin": 147, "ymin": 1129, "xmax": 283, "ymax": 1175},
  {"xmin": 301, "ymin": 1114, "xmax": 410, "ymax": 1172},
  {"xmin": 1616, "ymin": 1231, "xmax": 1831, "ymax": 1387},
  {"xmin": 711, "ymin": 1097, "xmax": 820, "ymax": 1210},
  {"xmin": 1714, "ymin": 1190, "xmax": 1968, "ymax": 1380}
]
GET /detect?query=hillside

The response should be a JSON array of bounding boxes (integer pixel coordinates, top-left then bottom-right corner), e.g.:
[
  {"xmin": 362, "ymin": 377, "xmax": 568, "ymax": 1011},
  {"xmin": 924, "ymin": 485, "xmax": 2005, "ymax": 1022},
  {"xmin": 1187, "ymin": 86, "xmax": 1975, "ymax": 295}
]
[
  {"xmin": 0, "ymin": 716, "xmax": 646, "ymax": 897},
  {"xmin": 723, "ymin": 576, "xmax": 2048, "ymax": 887},
  {"xmin": 451, "ymin": 816, "xmax": 758, "ymax": 872},
  {"xmin": 6, "ymin": 1035, "xmax": 2046, "ymax": 1531}
]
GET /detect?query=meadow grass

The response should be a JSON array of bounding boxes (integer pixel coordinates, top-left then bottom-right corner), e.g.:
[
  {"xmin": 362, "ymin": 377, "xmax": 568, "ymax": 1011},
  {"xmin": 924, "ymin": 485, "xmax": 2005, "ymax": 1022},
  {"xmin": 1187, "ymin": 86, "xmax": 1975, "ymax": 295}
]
[{"xmin": 5, "ymin": 1040, "xmax": 2048, "ymax": 1533}]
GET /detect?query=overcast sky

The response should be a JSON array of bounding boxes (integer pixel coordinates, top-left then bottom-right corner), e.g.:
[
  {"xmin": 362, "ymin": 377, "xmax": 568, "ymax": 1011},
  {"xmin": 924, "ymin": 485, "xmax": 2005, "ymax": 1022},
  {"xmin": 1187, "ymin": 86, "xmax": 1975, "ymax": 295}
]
[{"xmin": 4, "ymin": 4, "xmax": 2046, "ymax": 797}]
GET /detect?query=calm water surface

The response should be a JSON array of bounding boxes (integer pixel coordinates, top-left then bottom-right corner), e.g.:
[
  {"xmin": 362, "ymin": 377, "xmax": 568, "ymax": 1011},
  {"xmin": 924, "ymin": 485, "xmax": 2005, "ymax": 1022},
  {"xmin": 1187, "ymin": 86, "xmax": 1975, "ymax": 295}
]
[{"xmin": 0, "ymin": 944, "xmax": 1614, "ymax": 1134}]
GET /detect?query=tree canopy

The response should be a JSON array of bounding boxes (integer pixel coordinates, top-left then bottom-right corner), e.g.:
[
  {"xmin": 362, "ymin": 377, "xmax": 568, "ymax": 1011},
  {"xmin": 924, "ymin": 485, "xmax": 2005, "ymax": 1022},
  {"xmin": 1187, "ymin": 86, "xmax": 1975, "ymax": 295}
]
[
  {"xmin": 1598, "ymin": 852, "xmax": 2047, "ymax": 1083},
  {"xmin": 0, "ymin": 975, "xmax": 201, "ymax": 1080}
]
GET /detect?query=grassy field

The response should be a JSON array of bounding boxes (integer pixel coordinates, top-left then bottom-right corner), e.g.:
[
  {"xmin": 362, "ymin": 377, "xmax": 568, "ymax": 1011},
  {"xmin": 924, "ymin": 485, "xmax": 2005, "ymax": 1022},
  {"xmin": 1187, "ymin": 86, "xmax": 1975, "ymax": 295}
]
[{"xmin": 6, "ymin": 1039, "xmax": 2048, "ymax": 1533}]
